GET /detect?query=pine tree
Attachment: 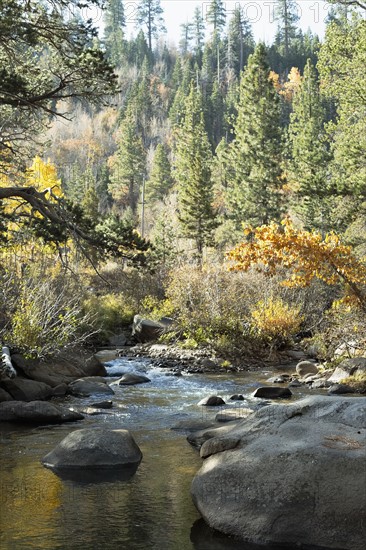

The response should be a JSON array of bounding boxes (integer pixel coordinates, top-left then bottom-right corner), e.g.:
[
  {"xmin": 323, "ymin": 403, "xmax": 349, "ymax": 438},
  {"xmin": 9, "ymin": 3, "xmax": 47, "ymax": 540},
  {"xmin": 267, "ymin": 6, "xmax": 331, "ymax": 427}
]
[
  {"xmin": 136, "ymin": 0, "xmax": 166, "ymax": 51},
  {"xmin": 287, "ymin": 59, "xmax": 331, "ymax": 231},
  {"xmin": 192, "ymin": 7, "xmax": 205, "ymax": 65},
  {"xmin": 206, "ymin": 0, "xmax": 226, "ymax": 34},
  {"xmin": 174, "ymin": 84, "xmax": 217, "ymax": 264},
  {"xmin": 226, "ymin": 6, "xmax": 254, "ymax": 77},
  {"xmin": 179, "ymin": 22, "xmax": 193, "ymax": 55},
  {"xmin": 274, "ymin": 0, "xmax": 300, "ymax": 64},
  {"xmin": 108, "ymin": 112, "xmax": 146, "ymax": 214},
  {"xmin": 147, "ymin": 144, "xmax": 173, "ymax": 202},
  {"xmin": 103, "ymin": 0, "xmax": 126, "ymax": 67},
  {"xmin": 227, "ymin": 44, "xmax": 283, "ymax": 227}
]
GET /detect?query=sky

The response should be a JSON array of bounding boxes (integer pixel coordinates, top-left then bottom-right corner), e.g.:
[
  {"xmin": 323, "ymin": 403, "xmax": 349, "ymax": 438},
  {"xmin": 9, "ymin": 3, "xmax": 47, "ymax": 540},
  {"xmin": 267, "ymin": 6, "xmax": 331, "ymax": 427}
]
[{"xmin": 85, "ymin": 1, "xmax": 329, "ymax": 47}]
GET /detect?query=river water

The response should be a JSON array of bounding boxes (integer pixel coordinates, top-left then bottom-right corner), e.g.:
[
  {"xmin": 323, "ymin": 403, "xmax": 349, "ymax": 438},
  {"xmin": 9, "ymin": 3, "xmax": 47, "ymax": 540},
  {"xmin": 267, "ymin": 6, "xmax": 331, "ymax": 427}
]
[{"xmin": 0, "ymin": 357, "xmax": 312, "ymax": 550}]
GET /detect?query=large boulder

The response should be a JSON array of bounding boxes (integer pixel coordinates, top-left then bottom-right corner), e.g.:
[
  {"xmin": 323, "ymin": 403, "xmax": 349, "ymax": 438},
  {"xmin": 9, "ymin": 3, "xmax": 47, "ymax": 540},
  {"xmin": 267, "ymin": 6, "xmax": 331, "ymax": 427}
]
[
  {"xmin": 296, "ymin": 360, "xmax": 319, "ymax": 377},
  {"xmin": 0, "ymin": 400, "xmax": 84, "ymax": 424},
  {"xmin": 328, "ymin": 357, "xmax": 366, "ymax": 384},
  {"xmin": 42, "ymin": 428, "xmax": 142, "ymax": 470},
  {"xmin": 0, "ymin": 378, "xmax": 53, "ymax": 401},
  {"xmin": 11, "ymin": 352, "xmax": 107, "ymax": 387},
  {"xmin": 191, "ymin": 396, "xmax": 366, "ymax": 550},
  {"xmin": 68, "ymin": 377, "xmax": 115, "ymax": 397},
  {"xmin": 132, "ymin": 315, "xmax": 165, "ymax": 343}
]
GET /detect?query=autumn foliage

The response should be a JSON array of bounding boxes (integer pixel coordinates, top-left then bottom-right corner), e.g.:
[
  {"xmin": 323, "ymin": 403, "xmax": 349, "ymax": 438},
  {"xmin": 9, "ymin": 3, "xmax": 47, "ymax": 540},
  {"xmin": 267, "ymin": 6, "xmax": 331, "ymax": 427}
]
[{"xmin": 227, "ymin": 219, "xmax": 366, "ymax": 308}]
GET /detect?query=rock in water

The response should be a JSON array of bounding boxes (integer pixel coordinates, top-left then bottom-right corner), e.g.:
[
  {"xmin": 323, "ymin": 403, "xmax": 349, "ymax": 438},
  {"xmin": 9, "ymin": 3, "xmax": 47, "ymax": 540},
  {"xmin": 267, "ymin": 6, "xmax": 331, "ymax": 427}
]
[
  {"xmin": 42, "ymin": 428, "xmax": 142, "ymax": 470},
  {"xmin": 191, "ymin": 395, "xmax": 366, "ymax": 550},
  {"xmin": 198, "ymin": 396, "xmax": 225, "ymax": 406},
  {"xmin": 118, "ymin": 373, "xmax": 151, "ymax": 385},
  {"xmin": 252, "ymin": 386, "xmax": 292, "ymax": 399}
]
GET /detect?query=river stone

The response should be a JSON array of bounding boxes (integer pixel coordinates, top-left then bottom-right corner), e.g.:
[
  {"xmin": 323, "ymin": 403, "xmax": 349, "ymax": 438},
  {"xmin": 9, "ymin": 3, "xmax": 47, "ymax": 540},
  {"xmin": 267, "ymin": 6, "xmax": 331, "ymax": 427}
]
[
  {"xmin": 68, "ymin": 377, "xmax": 115, "ymax": 397},
  {"xmin": 229, "ymin": 394, "xmax": 245, "ymax": 401},
  {"xmin": 328, "ymin": 383, "xmax": 355, "ymax": 395},
  {"xmin": 11, "ymin": 353, "xmax": 107, "ymax": 387},
  {"xmin": 118, "ymin": 373, "xmax": 151, "ymax": 385},
  {"xmin": 198, "ymin": 396, "xmax": 226, "ymax": 406},
  {"xmin": 252, "ymin": 386, "xmax": 292, "ymax": 399},
  {"xmin": 0, "ymin": 387, "xmax": 13, "ymax": 402},
  {"xmin": 52, "ymin": 383, "xmax": 68, "ymax": 397},
  {"xmin": 42, "ymin": 428, "xmax": 142, "ymax": 470},
  {"xmin": 191, "ymin": 395, "xmax": 366, "ymax": 550},
  {"xmin": 0, "ymin": 378, "xmax": 53, "ymax": 401},
  {"xmin": 296, "ymin": 360, "xmax": 318, "ymax": 376},
  {"xmin": 0, "ymin": 400, "xmax": 84, "ymax": 424}
]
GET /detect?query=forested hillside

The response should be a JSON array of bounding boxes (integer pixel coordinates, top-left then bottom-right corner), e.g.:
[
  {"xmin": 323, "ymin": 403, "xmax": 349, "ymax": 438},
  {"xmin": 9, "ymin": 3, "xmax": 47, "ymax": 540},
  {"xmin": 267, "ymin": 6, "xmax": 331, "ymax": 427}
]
[{"xmin": 1, "ymin": 0, "xmax": 366, "ymax": 361}]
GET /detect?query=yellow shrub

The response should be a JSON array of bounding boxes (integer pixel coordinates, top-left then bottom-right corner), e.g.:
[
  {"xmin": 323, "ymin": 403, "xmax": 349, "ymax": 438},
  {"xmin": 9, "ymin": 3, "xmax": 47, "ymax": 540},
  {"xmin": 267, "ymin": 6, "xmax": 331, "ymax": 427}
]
[{"xmin": 251, "ymin": 297, "xmax": 303, "ymax": 345}]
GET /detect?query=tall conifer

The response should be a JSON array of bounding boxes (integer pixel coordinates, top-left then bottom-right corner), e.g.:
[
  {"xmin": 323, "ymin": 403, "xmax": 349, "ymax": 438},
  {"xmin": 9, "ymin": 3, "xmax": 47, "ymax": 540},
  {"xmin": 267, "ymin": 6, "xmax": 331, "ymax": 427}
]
[
  {"xmin": 227, "ymin": 44, "xmax": 283, "ymax": 227},
  {"xmin": 174, "ymin": 84, "xmax": 217, "ymax": 264}
]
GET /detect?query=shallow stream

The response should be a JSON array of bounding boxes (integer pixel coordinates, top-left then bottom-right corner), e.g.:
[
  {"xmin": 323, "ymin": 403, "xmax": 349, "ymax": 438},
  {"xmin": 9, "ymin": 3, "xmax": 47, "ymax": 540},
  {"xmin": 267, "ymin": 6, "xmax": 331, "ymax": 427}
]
[{"xmin": 0, "ymin": 357, "xmax": 313, "ymax": 550}]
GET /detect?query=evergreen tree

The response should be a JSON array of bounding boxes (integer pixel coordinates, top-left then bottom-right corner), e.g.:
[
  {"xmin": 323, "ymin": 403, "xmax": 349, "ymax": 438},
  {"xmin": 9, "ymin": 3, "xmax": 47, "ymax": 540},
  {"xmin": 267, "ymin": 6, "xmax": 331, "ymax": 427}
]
[
  {"xmin": 227, "ymin": 44, "xmax": 283, "ymax": 227},
  {"xmin": 174, "ymin": 84, "xmax": 217, "ymax": 264},
  {"xmin": 206, "ymin": 0, "xmax": 226, "ymax": 34},
  {"xmin": 103, "ymin": 0, "xmax": 126, "ymax": 67},
  {"xmin": 192, "ymin": 7, "xmax": 205, "ymax": 65},
  {"xmin": 287, "ymin": 59, "xmax": 331, "ymax": 231},
  {"xmin": 147, "ymin": 144, "xmax": 173, "ymax": 202},
  {"xmin": 136, "ymin": 0, "xmax": 166, "ymax": 51},
  {"xmin": 179, "ymin": 22, "xmax": 193, "ymax": 55},
  {"xmin": 226, "ymin": 6, "xmax": 254, "ymax": 77},
  {"xmin": 274, "ymin": 0, "xmax": 300, "ymax": 60},
  {"xmin": 108, "ymin": 112, "xmax": 146, "ymax": 214}
]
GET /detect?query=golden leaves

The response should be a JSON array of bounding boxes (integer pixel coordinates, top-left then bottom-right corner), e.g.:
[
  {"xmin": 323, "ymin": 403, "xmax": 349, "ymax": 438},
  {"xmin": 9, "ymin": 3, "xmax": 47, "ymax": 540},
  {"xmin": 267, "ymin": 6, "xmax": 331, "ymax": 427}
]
[{"xmin": 227, "ymin": 219, "xmax": 366, "ymax": 307}]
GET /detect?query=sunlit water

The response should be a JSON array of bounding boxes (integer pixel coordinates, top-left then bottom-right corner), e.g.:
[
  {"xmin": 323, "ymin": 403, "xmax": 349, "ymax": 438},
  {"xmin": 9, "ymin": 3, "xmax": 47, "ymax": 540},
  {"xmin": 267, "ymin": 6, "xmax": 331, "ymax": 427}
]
[{"xmin": 0, "ymin": 358, "xmax": 314, "ymax": 550}]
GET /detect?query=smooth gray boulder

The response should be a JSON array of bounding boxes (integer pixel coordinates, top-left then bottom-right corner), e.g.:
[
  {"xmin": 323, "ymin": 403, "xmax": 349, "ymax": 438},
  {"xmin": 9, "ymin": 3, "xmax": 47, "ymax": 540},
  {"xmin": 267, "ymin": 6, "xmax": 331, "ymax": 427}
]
[
  {"xmin": 11, "ymin": 352, "xmax": 106, "ymax": 387},
  {"xmin": 0, "ymin": 378, "xmax": 53, "ymax": 401},
  {"xmin": 191, "ymin": 395, "xmax": 366, "ymax": 550},
  {"xmin": 0, "ymin": 400, "xmax": 84, "ymax": 424},
  {"xmin": 42, "ymin": 428, "xmax": 142, "ymax": 470},
  {"xmin": 252, "ymin": 386, "xmax": 292, "ymax": 399},
  {"xmin": 68, "ymin": 377, "xmax": 115, "ymax": 397},
  {"xmin": 296, "ymin": 360, "xmax": 318, "ymax": 376},
  {"xmin": 118, "ymin": 373, "xmax": 151, "ymax": 385}
]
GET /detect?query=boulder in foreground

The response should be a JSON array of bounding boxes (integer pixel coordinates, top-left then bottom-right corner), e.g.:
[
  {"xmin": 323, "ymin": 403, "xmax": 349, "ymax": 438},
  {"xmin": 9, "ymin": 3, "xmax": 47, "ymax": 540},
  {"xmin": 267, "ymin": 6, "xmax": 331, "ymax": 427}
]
[
  {"xmin": 191, "ymin": 395, "xmax": 366, "ymax": 550},
  {"xmin": 42, "ymin": 428, "xmax": 142, "ymax": 470}
]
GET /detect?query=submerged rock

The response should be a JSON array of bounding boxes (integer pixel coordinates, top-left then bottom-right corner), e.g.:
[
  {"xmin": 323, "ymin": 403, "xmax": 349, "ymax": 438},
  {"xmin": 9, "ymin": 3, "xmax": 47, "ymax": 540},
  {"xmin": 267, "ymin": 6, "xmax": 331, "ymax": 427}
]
[
  {"xmin": 42, "ymin": 428, "xmax": 142, "ymax": 470},
  {"xmin": 191, "ymin": 395, "xmax": 366, "ymax": 550}
]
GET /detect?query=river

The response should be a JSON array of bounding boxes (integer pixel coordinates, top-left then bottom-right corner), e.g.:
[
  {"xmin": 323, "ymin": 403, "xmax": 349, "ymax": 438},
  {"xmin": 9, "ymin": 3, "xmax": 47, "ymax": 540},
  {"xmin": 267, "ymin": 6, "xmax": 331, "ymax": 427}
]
[{"xmin": 0, "ymin": 357, "xmax": 313, "ymax": 550}]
